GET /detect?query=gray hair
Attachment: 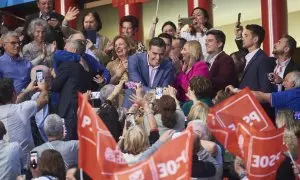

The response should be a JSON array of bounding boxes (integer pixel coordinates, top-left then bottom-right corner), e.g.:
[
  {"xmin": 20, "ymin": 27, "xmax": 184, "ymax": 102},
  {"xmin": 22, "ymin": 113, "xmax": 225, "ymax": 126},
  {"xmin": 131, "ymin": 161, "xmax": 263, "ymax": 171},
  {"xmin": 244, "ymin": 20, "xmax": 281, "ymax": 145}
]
[
  {"xmin": 1, "ymin": 31, "xmax": 19, "ymax": 42},
  {"xmin": 188, "ymin": 120, "xmax": 211, "ymax": 140},
  {"xmin": 288, "ymin": 71, "xmax": 300, "ymax": 88},
  {"xmin": 66, "ymin": 39, "xmax": 86, "ymax": 55},
  {"xmin": 44, "ymin": 114, "xmax": 65, "ymax": 138},
  {"xmin": 27, "ymin": 18, "xmax": 49, "ymax": 39}
]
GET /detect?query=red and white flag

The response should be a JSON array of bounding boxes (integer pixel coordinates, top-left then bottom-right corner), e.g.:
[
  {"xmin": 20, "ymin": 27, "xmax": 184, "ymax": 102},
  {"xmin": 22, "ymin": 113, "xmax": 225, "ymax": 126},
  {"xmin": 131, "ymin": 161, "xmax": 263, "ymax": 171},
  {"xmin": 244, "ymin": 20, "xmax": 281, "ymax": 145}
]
[{"xmin": 77, "ymin": 93, "xmax": 194, "ymax": 179}]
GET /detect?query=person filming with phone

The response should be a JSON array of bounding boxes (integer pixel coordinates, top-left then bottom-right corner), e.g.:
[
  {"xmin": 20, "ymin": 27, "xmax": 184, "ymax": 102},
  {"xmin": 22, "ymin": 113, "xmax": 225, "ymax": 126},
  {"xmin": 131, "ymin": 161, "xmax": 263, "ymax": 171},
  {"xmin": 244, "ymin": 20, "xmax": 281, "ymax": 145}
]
[{"xmin": 179, "ymin": 7, "xmax": 213, "ymax": 59}]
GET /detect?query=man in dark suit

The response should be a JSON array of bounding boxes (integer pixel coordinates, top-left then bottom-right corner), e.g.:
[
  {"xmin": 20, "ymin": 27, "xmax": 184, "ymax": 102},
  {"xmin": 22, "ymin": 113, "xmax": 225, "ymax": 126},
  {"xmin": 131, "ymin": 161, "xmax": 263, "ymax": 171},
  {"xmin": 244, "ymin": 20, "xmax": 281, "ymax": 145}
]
[
  {"xmin": 269, "ymin": 35, "xmax": 299, "ymax": 91},
  {"xmin": 51, "ymin": 39, "xmax": 91, "ymax": 140},
  {"xmin": 239, "ymin": 24, "xmax": 275, "ymax": 92},
  {"xmin": 238, "ymin": 24, "xmax": 276, "ymax": 120},
  {"xmin": 123, "ymin": 37, "xmax": 175, "ymax": 108},
  {"xmin": 205, "ymin": 29, "xmax": 239, "ymax": 95}
]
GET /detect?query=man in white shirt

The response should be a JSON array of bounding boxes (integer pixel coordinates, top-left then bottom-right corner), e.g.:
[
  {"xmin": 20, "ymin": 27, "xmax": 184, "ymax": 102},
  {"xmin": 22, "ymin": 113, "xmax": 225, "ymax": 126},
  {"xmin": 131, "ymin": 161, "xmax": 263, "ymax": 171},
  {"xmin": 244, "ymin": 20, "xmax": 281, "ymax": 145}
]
[{"xmin": 0, "ymin": 78, "xmax": 48, "ymax": 168}]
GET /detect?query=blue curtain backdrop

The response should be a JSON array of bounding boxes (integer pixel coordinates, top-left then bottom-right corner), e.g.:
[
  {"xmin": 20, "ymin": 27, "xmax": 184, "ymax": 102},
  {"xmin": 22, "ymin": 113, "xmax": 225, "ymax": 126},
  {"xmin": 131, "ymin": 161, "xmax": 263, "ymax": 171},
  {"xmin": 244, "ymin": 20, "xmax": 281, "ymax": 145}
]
[{"xmin": 0, "ymin": 0, "xmax": 35, "ymax": 8}]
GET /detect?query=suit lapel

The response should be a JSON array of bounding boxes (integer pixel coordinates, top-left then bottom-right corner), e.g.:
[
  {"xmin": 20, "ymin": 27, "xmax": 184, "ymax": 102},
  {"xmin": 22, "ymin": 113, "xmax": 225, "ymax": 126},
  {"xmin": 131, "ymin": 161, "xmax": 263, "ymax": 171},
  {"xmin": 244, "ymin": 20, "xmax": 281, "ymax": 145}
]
[
  {"xmin": 142, "ymin": 54, "xmax": 150, "ymax": 86},
  {"xmin": 284, "ymin": 60, "xmax": 294, "ymax": 78},
  {"xmin": 152, "ymin": 67, "xmax": 164, "ymax": 88},
  {"xmin": 241, "ymin": 50, "xmax": 261, "ymax": 80}
]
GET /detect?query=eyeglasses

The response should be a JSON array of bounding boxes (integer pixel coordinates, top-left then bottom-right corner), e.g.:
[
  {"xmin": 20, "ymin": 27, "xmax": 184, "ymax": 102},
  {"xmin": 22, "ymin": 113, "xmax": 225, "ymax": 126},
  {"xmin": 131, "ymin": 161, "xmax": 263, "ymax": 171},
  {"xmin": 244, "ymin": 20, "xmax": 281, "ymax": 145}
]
[{"xmin": 5, "ymin": 41, "xmax": 21, "ymax": 46}]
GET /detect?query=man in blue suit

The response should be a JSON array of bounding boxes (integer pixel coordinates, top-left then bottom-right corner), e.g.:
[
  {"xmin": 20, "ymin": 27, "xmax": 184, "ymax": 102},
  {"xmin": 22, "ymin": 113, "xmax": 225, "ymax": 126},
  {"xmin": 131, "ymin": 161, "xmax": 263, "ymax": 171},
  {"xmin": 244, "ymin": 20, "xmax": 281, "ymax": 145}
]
[
  {"xmin": 123, "ymin": 37, "xmax": 174, "ymax": 108},
  {"xmin": 239, "ymin": 24, "xmax": 276, "ymax": 120}
]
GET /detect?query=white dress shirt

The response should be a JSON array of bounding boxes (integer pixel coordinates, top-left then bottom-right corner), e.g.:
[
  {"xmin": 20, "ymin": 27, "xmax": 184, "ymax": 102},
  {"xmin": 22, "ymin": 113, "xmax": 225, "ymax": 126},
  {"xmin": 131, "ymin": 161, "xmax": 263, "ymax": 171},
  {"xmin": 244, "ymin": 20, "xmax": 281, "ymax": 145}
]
[
  {"xmin": 147, "ymin": 55, "xmax": 160, "ymax": 87},
  {"xmin": 244, "ymin": 48, "xmax": 260, "ymax": 70}
]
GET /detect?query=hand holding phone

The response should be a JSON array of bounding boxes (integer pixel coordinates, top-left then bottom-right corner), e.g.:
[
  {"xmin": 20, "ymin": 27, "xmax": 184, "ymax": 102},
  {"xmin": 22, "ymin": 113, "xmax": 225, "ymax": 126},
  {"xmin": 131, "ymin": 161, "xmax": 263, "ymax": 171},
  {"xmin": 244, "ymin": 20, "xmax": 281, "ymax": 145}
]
[
  {"xmin": 236, "ymin": 13, "xmax": 241, "ymax": 28},
  {"xmin": 30, "ymin": 151, "xmax": 38, "ymax": 169}
]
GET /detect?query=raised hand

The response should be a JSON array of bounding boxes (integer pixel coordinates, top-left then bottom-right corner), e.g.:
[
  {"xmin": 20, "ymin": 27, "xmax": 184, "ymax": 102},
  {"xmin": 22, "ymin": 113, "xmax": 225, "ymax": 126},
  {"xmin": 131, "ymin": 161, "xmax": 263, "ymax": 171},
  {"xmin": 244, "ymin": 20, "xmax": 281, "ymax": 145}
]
[{"xmin": 64, "ymin": 7, "xmax": 80, "ymax": 22}]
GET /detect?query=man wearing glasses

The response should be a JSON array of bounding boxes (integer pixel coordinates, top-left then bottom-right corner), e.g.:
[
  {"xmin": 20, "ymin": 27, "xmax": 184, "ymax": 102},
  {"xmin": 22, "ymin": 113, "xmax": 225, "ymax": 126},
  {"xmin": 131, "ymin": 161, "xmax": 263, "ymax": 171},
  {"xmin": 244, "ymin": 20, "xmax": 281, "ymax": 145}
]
[{"xmin": 0, "ymin": 31, "xmax": 32, "ymax": 94}]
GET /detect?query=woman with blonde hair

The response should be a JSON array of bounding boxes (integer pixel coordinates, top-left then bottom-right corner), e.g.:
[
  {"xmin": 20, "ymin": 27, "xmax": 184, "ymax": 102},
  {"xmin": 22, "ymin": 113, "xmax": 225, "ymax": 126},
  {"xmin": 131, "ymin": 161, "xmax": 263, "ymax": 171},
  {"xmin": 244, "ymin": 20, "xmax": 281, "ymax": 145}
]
[
  {"xmin": 118, "ymin": 125, "xmax": 174, "ymax": 164},
  {"xmin": 187, "ymin": 101, "xmax": 209, "ymax": 122},
  {"xmin": 276, "ymin": 110, "xmax": 300, "ymax": 163},
  {"xmin": 174, "ymin": 40, "xmax": 209, "ymax": 102}
]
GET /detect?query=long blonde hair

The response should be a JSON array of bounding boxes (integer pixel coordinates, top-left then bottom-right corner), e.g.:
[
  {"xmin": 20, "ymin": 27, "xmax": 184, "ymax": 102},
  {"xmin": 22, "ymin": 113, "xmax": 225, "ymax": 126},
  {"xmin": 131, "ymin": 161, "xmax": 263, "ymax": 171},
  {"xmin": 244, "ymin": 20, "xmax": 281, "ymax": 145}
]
[
  {"xmin": 187, "ymin": 101, "xmax": 209, "ymax": 122},
  {"xmin": 185, "ymin": 40, "xmax": 203, "ymax": 61},
  {"xmin": 276, "ymin": 110, "xmax": 300, "ymax": 137}
]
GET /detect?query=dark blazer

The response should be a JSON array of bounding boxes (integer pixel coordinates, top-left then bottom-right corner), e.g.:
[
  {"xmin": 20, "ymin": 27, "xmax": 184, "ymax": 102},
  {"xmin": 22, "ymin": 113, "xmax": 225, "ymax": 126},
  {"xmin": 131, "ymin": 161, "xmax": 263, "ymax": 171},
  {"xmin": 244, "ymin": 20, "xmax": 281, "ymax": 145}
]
[
  {"xmin": 22, "ymin": 12, "xmax": 65, "ymax": 50},
  {"xmin": 239, "ymin": 49, "xmax": 276, "ymax": 92},
  {"xmin": 209, "ymin": 51, "xmax": 239, "ymax": 94},
  {"xmin": 51, "ymin": 61, "xmax": 91, "ymax": 118},
  {"xmin": 128, "ymin": 52, "xmax": 174, "ymax": 89}
]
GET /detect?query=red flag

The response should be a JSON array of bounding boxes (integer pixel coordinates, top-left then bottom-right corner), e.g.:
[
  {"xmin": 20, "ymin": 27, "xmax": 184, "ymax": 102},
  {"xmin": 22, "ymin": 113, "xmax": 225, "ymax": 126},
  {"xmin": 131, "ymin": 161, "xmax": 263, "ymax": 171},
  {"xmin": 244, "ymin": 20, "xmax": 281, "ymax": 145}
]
[
  {"xmin": 77, "ymin": 93, "xmax": 194, "ymax": 179},
  {"xmin": 236, "ymin": 124, "xmax": 286, "ymax": 179},
  {"xmin": 208, "ymin": 88, "xmax": 275, "ymax": 132},
  {"xmin": 207, "ymin": 88, "xmax": 275, "ymax": 157},
  {"xmin": 112, "ymin": 0, "xmax": 149, "ymax": 7}
]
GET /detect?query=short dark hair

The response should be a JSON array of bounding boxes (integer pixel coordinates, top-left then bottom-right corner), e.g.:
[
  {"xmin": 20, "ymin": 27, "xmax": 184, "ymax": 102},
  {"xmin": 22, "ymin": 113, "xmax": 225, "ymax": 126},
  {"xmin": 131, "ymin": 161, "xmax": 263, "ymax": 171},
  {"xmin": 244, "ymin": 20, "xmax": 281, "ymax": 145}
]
[
  {"xmin": 189, "ymin": 77, "xmax": 213, "ymax": 99},
  {"xmin": 120, "ymin": 15, "xmax": 139, "ymax": 30},
  {"xmin": 0, "ymin": 78, "xmax": 15, "ymax": 105},
  {"xmin": 178, "ymin": 38, "xmax": 187, "ymax": 48},
  {"xmin": 206, "ymin": 29, "xmax": 226, "ymax": 50},
  {"xmin": 158, "ymin": 33, "xmax": 172, "ymax": 44},
  {"xmin": 157, "ymin": 95, "xmax": 177, "ymax": 128},
  {"xmin": 0, "ymin": 121, "xmax": 7, "ymax": 140},
  {"xmin": 283, "ymin": 34, "xmax": 297, "ymax": 55},
  {"xmin": 245, "ymin": 24, "xmax": 265, "ymax": 46},
  {"xmin": 149, "ymin": 37, "xmax": 166, "ymax": 49},
  {"xmin": 82, "ymin": 12, "xmax": 102, "ymax": 31},
  {"xmin": 161, "ymin": 21, "xmax": 176, "ymax": 32}
]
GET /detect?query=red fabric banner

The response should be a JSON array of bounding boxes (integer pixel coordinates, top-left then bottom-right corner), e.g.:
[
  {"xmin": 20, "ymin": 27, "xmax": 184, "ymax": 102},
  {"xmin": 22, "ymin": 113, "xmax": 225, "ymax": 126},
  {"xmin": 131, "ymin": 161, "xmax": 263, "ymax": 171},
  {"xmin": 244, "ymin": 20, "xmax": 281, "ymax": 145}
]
[
  {"xmin": 112, "ymin": 0, "xmax": 149, "ymax": 7},
  {"xmin": 77, "ymin": 93, "xmax": 194, "ymax": 179},
  {"xmin": 236, "ymin": 124, "xmax": 286, "ymax": 179},
  {"xmin": 207, "ymin": 88, "xmax": 286, "ymax": 179}
]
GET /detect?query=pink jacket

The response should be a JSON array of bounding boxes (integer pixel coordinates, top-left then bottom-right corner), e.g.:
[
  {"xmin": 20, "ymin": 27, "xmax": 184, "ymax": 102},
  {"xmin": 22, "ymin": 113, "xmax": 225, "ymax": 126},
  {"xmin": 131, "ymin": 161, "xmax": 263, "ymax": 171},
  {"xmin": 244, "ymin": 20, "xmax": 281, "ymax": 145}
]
[{"xmin": 174, "ymin": 61, "xmax": 210, "ymax": 102}]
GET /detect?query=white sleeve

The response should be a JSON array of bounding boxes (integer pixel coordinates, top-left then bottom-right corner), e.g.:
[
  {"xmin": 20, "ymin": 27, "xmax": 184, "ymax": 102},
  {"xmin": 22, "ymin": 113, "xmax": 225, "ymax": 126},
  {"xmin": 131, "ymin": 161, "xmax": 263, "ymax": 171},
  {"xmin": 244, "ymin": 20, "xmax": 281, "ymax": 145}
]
[{"xmin": 17, "ymin": 101, "xmax": 38, "ymax": 124}]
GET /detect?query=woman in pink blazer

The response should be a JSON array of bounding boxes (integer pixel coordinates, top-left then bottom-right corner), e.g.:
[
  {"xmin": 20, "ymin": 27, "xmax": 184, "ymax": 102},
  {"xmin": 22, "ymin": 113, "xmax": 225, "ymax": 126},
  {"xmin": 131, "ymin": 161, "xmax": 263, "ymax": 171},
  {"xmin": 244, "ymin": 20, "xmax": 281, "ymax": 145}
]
[{"xmin": 174, "ymin": 40, "xmax": 209, "ymax": 102}]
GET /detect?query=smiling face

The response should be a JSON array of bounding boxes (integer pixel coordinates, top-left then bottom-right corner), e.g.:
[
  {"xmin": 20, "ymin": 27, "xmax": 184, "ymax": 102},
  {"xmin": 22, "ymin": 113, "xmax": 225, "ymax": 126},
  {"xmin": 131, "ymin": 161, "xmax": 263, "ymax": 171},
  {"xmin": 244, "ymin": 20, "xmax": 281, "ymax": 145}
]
[
  {"xmin": 37, "ymin": 0, "xmax": 53, "ymax": 14},
  {"xmin": 148, "ymin": 46, "xmax": 165, "ymax": 67},
  {"xmin": 114, "ymin": 37, "xmax": 128, "ymax": 58},
  {"xmin": 33, "ymin": 25, "xmax": 45, "ymax": 43},
  {"xmin": 121, "ymin": 22, "xmax": 135, "ymax": 37},
  {"xmin": 181, "ymin": 44, "xmax": 191, "ymax": 63},
  {"xmin": 162, "ymin": 25, "xmax": 176, "ymax": 37},
  {"xmin": 3, "ymin": 36, "xmax": 20, "ymax": 57}
]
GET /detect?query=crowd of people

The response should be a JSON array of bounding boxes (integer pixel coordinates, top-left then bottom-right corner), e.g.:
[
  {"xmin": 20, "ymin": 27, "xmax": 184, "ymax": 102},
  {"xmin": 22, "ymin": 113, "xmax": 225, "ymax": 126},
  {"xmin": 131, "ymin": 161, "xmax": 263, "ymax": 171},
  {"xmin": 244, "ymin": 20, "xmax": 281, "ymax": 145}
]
[{"xmin": 1, "ymin": 0, "xmax": 300, "ymax": 179}]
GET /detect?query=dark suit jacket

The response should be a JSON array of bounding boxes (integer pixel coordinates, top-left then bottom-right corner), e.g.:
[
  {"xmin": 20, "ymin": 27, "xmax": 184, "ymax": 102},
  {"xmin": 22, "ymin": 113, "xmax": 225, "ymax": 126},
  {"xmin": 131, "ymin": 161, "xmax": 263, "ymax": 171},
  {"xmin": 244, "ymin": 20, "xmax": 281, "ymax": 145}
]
[
  {"xmin": 128, "ymin": 52, "xmax": 174, "ymax": 89},
  {"xmin": 51, "ymin": 61, "xmax": 91, "ymax": 118},
  {"xmin": 22, "ymin": 12, "xmax": 65, "ymax": 50},
  {"xmin": 239, "ymin": 49, "xmax": 276, "ymax": 92},
  {"xmin": 209, "ymin": 51, "xmax": 239, "ymax": 94},
  {"xmin": 270, "ymin": 57, "xmax": 300, "ymax": 78}
]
